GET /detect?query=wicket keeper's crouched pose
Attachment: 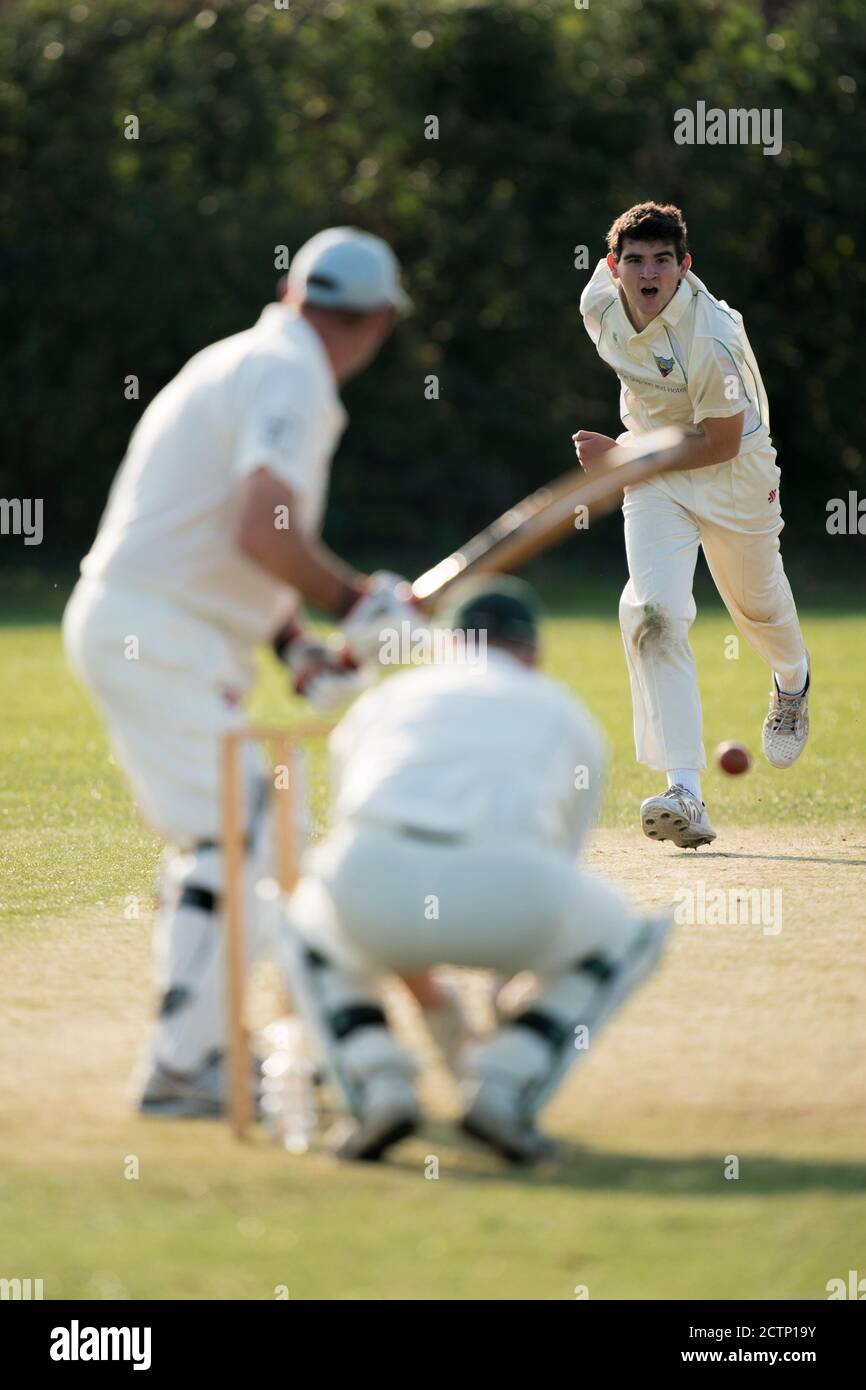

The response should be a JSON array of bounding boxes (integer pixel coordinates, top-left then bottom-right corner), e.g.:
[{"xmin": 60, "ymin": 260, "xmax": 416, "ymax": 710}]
[
  {"xmin": 576, "ymin": 202, "xmax": 810, "ymax": 849},
  {"xmin": 63, "ymin": 228, "xmax": 422, "ymax": 1116},
  {"xmin": 279, "ymin": 581, "xmax": 670, "ymax": 1164}
]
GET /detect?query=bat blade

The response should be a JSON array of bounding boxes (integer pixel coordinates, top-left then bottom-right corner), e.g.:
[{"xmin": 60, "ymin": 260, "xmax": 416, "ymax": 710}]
[
  {"xmin": 412, "ymin": 427, "xmax": 686, "ymax": 606},
  {"xmin": 410, "ymin": 468, "xmax": 583, "ymax": 602}
]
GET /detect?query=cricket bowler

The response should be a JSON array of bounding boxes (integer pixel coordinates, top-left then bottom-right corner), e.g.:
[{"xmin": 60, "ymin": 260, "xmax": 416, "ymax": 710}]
[
  {"xmin": 63, "ymin": 227, "xmax": 424, "ymax": 1116},
  {"xmin": 277, "ymin": 580, "xmax": 670, "ymax": 1164},
  {"xmin": 576, "ymin": 202, "xmax": 810, "ymax": 848}
]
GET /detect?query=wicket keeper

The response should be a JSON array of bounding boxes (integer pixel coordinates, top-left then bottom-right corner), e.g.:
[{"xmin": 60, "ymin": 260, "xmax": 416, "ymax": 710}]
[{"xmin": 278, "ymin": 580, "xmax": 670, "ymax": 1164}]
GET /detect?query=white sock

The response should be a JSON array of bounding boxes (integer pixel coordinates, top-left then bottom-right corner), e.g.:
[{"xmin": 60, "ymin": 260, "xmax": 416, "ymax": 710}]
[
  {"xmin": 667, "ymin": 769, "xmax": 702, "ymax": 801},
  {"xmin": 775, "ymin": 657, "xmax": 809, "ymax": 696}
]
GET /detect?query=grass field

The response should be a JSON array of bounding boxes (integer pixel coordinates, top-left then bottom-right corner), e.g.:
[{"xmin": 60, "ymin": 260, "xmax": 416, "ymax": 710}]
[{"xmin": 1, "ymin": 565, "xmax": 865, "ymax": 1300}]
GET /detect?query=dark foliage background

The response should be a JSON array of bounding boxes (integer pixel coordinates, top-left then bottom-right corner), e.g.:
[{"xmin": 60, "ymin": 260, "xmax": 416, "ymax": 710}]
[{"xmin": 2, "ymin": 0, "xmax": 864, "ymax": 576}]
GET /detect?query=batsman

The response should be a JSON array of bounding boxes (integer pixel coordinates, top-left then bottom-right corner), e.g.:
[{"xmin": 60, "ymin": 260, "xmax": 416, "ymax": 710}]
[{"xmin": 62, "ymin": 228, "xmax": 423, "ymax": 1117}]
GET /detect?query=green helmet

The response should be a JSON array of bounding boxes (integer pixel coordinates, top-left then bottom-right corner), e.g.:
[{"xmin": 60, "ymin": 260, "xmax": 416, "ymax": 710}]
[{"xmin": 441, "ymin": 575, "xmax": 542, "ymax": 649}]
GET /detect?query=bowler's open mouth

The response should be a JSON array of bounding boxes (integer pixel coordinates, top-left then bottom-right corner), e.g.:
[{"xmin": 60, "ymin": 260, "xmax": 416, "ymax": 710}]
[{"xmin": 641, "ymin": 287, "xmax": 658, "ymax": 299}]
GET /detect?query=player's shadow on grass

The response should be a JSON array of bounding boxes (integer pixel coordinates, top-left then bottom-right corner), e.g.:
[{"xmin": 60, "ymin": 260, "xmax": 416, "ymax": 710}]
[
  {"xmin": 393, "ymin": 1129, "xmax": 866, "ymax": 1193},
  {"xmin": 690, "ymin": 851, "xmax": 866, "ymax": 867}
]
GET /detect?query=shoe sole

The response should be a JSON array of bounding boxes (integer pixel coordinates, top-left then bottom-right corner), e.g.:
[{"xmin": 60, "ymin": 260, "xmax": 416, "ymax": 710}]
[
  {"xmin": 336, "ymin": 1113, "xmax": 418, "ymax": 1163},
  {"xmin": 459, "ymin": 1113, "xmax": 552, "ymax": 1166},
  {"xmin": 761, "ymin": 735, "xmax": 809, "ymax": 770},
  {"xmin": 763, "ymin": 751, "xmax": 806, "ymax": 769},
  {"xmin": 138, "ymin": 1097, "xmax": 225, "ymax": 1118},
  {"xmin": 139, "ymin": 1093, "xmax": 264, "ymax": 1119},
  {"xmin": 641, "ymin": 800, "xmax": 716, "ymax": 849}
]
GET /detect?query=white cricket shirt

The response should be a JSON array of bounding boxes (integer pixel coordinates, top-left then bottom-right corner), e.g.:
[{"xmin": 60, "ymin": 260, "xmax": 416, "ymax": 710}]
[
  {"xmin": 580, "ymin": 260, "xmax": 770, "ymax": 453},
  {"xmin": 81, "ymin": 307, "xmax": 348, "ymax": 646},
  {"xmin": 328, "ymin": 649, "xmax": 606, "ymax": 853}
]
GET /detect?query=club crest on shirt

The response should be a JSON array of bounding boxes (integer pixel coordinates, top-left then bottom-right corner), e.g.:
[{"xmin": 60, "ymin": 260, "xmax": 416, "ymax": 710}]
[
  {"xmin": 264, "ymin": 416, "xmax": 290, "ymax": 446},
  {"xmin": 654, "ymin": 353, "xmax": 675, "ymax": 378}
]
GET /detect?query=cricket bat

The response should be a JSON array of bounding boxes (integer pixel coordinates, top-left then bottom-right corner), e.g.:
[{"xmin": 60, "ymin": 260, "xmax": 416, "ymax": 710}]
[{"xmin": 411, "ymin": 427, "xmax": 687, "ymax": 606}]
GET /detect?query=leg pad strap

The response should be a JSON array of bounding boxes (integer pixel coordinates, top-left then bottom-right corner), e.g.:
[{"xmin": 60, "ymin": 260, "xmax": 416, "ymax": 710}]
[
  {"xmin": 330, "ymin": 1004, "xmax": 388, "ymax": 1041},
  {"xmin": 179, "ymin": 884, "xmax": 218, "ymax": 914}
]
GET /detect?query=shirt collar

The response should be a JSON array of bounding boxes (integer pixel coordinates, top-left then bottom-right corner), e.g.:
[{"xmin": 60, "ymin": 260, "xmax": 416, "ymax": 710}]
[
  {"xmin": 618, "ymin": 274, "xmax": 692, "ymax": 342},
  {"xmin": 483, "ymin": 645, "xmax": 534, "ymax": 675},
  {"xmin": 657, "ymin": 275, "xmax": 693, "ymax": 328},
  {"xmin": 257, "ymin": 303, "xmax": 338, "ymax": 383},
  {"xmin": 256, "ymin": 303, "xmax": 347, "ymax": 421}
]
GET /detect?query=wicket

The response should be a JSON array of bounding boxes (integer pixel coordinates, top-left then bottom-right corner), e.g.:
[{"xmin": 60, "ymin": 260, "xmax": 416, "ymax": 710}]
[{"xmin": 220, "ymin": 723, "xmax": 328, "ymax": 1140}]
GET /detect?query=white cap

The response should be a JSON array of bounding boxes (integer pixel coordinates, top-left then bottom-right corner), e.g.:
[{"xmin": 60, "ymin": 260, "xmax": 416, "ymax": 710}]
[{"xmin": 288, "ymin": 227, "xmax": 412, "ymax": 315}]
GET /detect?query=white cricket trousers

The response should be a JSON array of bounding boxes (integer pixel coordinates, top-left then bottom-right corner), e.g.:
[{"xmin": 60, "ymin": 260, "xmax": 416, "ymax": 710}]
[
  {"xmin": 62, "ymin": 578, "xmax": 284, "ymax": 1074},
  {"xmin": 618, "ymin": 438, "xmax": 806, "ymax": 771},
  {"xmin": 290, "ymin": 821, "xmax": 639, "ymax": 976},
  {"xmin": 282, "ymin": 821, "xmax": 646, "ymax": 1105}
]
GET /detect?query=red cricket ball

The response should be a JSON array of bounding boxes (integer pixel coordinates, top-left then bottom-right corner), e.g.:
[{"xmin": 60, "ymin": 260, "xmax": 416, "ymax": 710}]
[{"xmin": 716, "ymin": 741, "xmax": 752, "ymax": 776}]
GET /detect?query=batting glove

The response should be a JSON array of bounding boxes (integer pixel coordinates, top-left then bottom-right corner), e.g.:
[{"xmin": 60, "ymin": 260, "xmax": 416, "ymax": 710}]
[
  {"xmin": 341, "ymin": 570, "xmax": 427, "ymax": 666},
  {"xmin": 275, "ymin": 626, "xmax": 372, "ymax": 714}
]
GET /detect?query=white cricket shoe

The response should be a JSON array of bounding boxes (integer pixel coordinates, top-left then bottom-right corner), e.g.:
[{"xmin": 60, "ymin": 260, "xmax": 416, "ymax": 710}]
[
  {"xmin": 640, "ymin": 784, "xmax": 717, "ymax": 849},
  {"xmin": 460, "ymin": 1079, "xmax": 558, "ymax": 1166},
  {"xmin": 333, "ymin": 1073, "xmax": 420, "ymax": 1162},
  {"xmin": 136, "ymin": 1049, "xmax": 262, "ymax": 1119},
  {"xmin": 762, "ymin": 665, "xmax": 810, "ymax": 768}
]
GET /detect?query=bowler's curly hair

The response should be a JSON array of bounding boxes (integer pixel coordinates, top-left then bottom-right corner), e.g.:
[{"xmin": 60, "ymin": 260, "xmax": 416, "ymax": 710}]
[{"xmin": 606, "ymin": 202, "xmax": 689, "ymax": 263}]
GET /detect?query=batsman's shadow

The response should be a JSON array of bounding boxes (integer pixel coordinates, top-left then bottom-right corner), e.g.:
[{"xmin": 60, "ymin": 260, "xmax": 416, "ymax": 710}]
[{"xmin": 392, "ymin": 1128, "xmax": 866, "ymax": 1195}]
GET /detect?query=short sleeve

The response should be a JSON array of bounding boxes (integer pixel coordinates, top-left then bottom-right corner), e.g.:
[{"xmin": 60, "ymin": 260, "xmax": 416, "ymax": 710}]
[
  {"xmin": 232, "ymin": 365, "xmax": 321, "ymax": 491},
  {"xmin": 580, "ymin": 260, "xmax": 617, "ymax": 347},
  {"xmin": 688, "ymin": 335, "xmax": 751, "ymax": 424}
]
